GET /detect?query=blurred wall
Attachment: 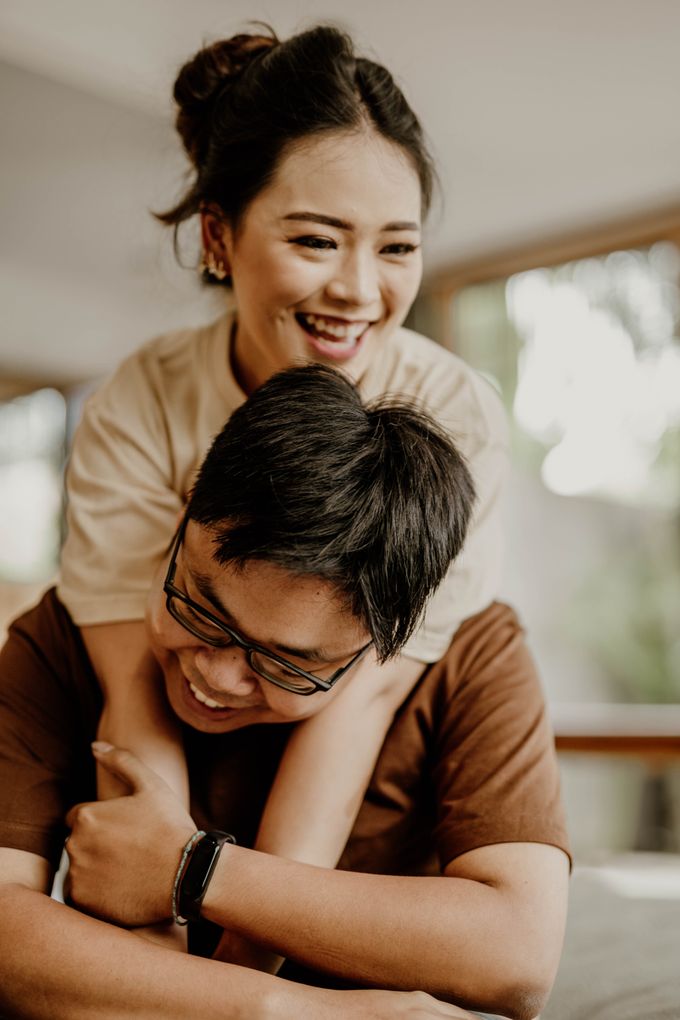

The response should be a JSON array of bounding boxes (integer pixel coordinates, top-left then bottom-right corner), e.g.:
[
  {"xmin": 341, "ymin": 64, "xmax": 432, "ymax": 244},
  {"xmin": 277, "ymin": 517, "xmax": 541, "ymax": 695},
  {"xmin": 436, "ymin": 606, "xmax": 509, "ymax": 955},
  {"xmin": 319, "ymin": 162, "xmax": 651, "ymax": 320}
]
[{"xmin": 0, "ymin": 58, "xmax": 219, "ymax": 386}]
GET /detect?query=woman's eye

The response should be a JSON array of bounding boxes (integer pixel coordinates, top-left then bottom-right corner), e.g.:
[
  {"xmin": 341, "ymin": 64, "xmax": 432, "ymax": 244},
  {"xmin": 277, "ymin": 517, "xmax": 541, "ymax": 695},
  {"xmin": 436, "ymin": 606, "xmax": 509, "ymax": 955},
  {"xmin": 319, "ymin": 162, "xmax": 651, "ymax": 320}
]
[
  {"xmin": 291, "ymin": 236, "xmax": 337, "ymax": 251},
  {"xmin": 381, "ymin": 242, "xmax": 419, "ymax": 256}
]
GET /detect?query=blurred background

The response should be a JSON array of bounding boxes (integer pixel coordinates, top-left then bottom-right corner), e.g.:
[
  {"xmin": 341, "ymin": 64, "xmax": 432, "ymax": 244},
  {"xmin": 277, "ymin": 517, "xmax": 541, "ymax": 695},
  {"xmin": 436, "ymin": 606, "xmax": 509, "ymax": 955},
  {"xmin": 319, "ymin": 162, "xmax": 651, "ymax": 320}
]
[{"xmin": 1, "ymin": 0, "xmax": 679, "ymax": 863}]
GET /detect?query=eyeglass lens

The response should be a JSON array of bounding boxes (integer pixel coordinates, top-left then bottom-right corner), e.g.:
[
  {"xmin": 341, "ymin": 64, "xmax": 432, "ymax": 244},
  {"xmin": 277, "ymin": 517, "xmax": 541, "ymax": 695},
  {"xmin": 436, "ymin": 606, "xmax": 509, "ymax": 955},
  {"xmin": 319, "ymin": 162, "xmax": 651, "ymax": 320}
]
[{"xmin": 167, "ymin": 594, "xmax": 321, "ymax": 693}]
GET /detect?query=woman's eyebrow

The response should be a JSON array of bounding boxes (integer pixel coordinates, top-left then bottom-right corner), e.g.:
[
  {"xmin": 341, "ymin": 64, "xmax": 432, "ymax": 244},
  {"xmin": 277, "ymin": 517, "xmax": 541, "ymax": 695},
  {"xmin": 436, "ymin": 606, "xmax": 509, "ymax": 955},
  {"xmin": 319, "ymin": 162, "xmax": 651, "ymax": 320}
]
[{"xmin": 282, "ymin": 211, "xmax": 420, "ymax": 232}]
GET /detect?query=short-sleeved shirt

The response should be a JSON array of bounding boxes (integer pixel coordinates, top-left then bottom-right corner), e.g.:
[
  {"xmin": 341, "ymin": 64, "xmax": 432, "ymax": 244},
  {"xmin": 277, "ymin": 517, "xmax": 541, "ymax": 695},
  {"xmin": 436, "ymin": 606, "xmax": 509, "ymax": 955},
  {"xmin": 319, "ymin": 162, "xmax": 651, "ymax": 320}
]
[
  {"xmin": 0, "ymin": 590, "xmax": 568, "ymax": 878},
  {"xmin": 58, "ymin": 315, "xmax": 509, "ymax": 662}
]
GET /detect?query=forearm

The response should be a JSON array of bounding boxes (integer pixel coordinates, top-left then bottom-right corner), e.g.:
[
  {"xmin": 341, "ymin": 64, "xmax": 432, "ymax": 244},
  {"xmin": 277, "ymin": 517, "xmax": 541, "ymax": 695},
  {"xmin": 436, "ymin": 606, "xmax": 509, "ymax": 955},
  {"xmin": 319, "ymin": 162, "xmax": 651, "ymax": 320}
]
[
  {"xmin": 0, "ymin": 885, "xmax": 478, "ymax": 1020},
  {"xmin": 204, "ymin": 847, "xmax": 543, "ymax": 1015},
  {"xmin": 82, "ymin": 621, "xmax": 188, "ymax": 803},
  {"xmin": 97, "ymin": 694, "xmax": 187, "ymax": 803},
  {"xmin": 0, "ymin": 884, "xmax": 303, "ymax": 1020},
  {"xmin": 256, "ymin": 653, "xmax": 425, "ymax": 867}
]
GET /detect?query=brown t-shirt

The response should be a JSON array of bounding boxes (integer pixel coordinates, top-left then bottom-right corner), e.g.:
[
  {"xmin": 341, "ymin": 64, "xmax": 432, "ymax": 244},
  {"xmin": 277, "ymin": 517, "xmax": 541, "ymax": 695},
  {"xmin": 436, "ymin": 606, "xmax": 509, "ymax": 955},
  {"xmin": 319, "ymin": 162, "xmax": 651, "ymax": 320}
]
[{"xmin": 0, "ymin": 590, "xmax": 569, "ymax": 878}]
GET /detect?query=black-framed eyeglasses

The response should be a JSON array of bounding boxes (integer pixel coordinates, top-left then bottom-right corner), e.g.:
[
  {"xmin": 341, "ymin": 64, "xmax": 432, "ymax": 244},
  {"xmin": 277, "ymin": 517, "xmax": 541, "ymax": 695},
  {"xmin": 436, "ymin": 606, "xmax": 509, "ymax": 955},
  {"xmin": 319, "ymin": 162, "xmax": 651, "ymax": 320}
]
[{"xmin": 163, "ymin": 516, "xmax": 373, "ymax": 695}]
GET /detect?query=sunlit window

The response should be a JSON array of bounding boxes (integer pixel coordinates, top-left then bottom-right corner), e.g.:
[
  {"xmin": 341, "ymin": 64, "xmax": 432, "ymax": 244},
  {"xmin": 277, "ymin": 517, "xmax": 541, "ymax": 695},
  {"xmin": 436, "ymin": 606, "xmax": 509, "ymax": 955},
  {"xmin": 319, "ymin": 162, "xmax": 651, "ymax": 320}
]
[
  {"xmin": 507, "ymin": 243, "xmax": 680, "ymax": 506},
  {"xmin": 445, "ymin": 241, "xmax": 680, "ymax": 706}
]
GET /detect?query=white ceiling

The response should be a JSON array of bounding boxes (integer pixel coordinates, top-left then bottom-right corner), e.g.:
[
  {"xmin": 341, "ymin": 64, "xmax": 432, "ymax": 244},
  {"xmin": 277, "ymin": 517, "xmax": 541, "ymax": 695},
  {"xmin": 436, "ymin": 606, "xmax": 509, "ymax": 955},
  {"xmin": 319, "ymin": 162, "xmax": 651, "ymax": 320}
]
[{"xmin": 1, "ymin": 0, "xmax": 679, "ymax": 382}]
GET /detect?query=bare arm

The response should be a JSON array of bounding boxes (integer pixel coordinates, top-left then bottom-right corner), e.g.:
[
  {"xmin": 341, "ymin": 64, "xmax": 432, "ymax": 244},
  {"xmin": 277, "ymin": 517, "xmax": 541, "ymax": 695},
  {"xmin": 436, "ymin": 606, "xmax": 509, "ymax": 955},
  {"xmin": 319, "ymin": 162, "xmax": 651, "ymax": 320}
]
[
  {"xmin": 215, "ymin": 651, "xmax": 425, "ymax": 972},
  {"xmin": 205, "ymin": 841, "xmax": 566, "ymax": 1019},
  {"xmin": 0, "ymin": 849, "xmax": 473, "ymax": 1020},
  {"xmin": 255, "ymin": 650, "xmax": 425, "ymax": 865},
  {"xmin": 81, "ymin": 619, "xmax": 190, "ymax": 951},
  {"xmin": 82, "ymin": 620, "xmax": 188, "ymax": 803},
  {"xmin": 84, "ymin": 624, "xmax": 425, "ymax": 969},
  {"xmin": 67, "ymin": 747, "xmax": 568, "ymax": 1020},
  {"xmin": 0, "ymin": 848, "xmax": 278, "ymax": 1020}
]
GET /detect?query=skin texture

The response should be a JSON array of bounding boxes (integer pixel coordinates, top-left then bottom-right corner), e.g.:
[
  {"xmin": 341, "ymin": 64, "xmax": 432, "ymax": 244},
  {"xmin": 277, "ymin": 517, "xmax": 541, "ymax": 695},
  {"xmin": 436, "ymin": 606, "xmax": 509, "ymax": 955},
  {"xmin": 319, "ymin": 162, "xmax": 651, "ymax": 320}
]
[
  {"xmin": 146, "ymin": 520, "xmax": 374, "ymax": 734},
  {"xmin": 0, "ymin": 522, "xmax": 568, "ymax": 1017},
  {"xmin": 203, "ymin": 127, "xmax": 424, "ymax": 394},
  {"xmin": 0, "ymin": 851, "xmax": 479, "ymax": 1020},
  {"xmin": 65, "ymin": 740, "xmax": 568, "ymax": 1019},
  {"xmin": 1, "ymin": 125, "xmax": 557, "ymax": 1017},
  {"xmin": 84, "ymin": 122, "xmax": 430, "ymax": 976},
  {"xmin": 65, "ymin": 528, "xmax": 569, "ymax": 1018}
]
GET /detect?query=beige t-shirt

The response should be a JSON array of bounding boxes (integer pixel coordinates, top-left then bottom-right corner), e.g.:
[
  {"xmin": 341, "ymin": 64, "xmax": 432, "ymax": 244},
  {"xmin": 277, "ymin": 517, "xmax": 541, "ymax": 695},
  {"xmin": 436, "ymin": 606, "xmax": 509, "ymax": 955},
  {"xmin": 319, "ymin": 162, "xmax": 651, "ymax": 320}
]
[{"xmin": 59, "ymin": 313, "xmax": 509, "ymax": 662}]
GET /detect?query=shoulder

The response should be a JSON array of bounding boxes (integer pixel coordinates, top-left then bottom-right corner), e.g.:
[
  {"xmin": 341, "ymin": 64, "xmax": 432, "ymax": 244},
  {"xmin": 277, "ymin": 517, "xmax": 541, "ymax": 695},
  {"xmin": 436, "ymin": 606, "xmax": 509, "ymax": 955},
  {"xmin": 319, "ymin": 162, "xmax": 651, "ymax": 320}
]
[
  {"xmin": 407, "ymin": 602, "xmax": 541, "ymax": 726},
  {"xmin": 98, "ymin": 314, "xmax": 233, "ymax": 400},
  {"xmin": 360, "ymin": 327, "xmax": 508, "ymax": 453},
  {"xmin": 1, "ymin": 588, "xmax": 92, "ymax": 684},
  {"xmin": 76, "ymin": 313, "xmax": 238, "ymax": 444},
  {"xmin": 0, "ymin": 589, "xmax": 100, "ymax": 752},
  {"xmin": 443, "ymin": 601, "xmax": 530, "ymax": 688},
  {"xmin": 0, "ymin": 590, "xmax": 99, "ymax": 866},
  {"xmin": 136, "ymin": 313, "xmax": 231, "ymax": 366},
  {"xmin": 419, "ymin": 603, "xmax": 568, "ymax": 862}
]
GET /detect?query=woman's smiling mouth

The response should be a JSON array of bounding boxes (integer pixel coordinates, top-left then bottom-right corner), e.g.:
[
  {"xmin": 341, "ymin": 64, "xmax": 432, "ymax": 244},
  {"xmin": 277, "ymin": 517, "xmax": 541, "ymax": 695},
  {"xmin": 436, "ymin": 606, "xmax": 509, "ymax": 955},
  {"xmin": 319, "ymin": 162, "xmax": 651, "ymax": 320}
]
[{"xmin": 295, "ymin": 312, "xmax": 372, "ymax": 360}]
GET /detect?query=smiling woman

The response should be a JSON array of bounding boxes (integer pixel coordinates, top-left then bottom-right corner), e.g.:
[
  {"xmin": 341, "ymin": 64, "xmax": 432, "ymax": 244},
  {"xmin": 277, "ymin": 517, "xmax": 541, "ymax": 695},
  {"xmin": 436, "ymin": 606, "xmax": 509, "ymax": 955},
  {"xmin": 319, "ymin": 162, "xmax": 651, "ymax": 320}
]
[
  {"xmin": 197, "ymin": 128, "xmax": 424, "ymax": 391},
  {"xmin": 53, "ymin": 19, "xmax": 512, "ymax": 979}
]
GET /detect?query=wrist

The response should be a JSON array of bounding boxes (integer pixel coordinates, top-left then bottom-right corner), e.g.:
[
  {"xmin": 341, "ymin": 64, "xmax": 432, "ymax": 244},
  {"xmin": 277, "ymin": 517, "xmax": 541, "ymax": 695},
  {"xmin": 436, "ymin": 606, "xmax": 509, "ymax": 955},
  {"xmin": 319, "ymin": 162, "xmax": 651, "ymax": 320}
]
[
  {"xmin": 156, "ymin": 823, "xmax": 197, "ymax": 922},
  {"xmin": 174, "ymin": 829, "xmax": 236, "ymax": 925},
  {"xmin": 200, "ymin": 840, "xmax": 248, "ymax": 927}
]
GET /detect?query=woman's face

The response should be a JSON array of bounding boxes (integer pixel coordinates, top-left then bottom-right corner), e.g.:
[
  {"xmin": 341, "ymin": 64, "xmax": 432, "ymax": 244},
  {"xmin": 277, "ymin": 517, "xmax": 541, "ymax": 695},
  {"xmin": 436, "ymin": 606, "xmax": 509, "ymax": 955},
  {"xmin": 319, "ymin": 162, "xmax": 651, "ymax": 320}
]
[{"xmin": 205, "ymin": 128, "xmax": 423, "ymax": 391}]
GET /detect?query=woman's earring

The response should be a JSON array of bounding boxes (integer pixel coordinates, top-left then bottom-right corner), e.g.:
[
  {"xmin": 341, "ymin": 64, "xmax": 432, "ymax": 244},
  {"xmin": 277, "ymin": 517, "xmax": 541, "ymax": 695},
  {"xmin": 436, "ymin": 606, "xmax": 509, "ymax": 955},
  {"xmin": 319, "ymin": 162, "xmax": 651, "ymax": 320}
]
[{"xmin": 200, "ymin": 250, "xmax": 228, "ymax": 281}]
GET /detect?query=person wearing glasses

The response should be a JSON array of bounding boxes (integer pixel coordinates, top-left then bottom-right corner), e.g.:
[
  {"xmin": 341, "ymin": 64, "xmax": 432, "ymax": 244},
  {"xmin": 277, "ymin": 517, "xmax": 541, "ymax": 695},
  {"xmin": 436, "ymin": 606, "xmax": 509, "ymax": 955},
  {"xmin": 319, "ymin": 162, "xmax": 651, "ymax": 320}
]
[
  {"xmin": 0, "ymin": 366, "xmax": 569, "ymax": 1019},
  {"xmin": 55, "ymin": 23, "xmax": 512, "ymax": 932},
  {"xmin": 163, "ymin": 515, "xmax": 374, "ymax": 697}
]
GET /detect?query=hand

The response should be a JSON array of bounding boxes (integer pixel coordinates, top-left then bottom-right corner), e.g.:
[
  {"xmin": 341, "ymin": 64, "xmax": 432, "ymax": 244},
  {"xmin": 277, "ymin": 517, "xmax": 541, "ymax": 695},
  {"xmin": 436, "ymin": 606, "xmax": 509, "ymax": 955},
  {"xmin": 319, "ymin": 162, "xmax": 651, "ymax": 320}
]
[{"xmin": 65, "ymin": 742, "xmax": 196, "ymax": 926}]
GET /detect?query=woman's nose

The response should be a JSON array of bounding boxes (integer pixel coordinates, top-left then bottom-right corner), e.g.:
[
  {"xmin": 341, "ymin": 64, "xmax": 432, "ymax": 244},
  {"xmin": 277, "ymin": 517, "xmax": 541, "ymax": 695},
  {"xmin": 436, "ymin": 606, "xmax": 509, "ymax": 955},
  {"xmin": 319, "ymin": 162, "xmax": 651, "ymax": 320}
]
[
  {"xmin": 325, "ymin": 249, "xmax": 380, "ymax": 308},
  {"xmin": 193, "ymin": 646, "xmax": 259, "ymax": 698}
]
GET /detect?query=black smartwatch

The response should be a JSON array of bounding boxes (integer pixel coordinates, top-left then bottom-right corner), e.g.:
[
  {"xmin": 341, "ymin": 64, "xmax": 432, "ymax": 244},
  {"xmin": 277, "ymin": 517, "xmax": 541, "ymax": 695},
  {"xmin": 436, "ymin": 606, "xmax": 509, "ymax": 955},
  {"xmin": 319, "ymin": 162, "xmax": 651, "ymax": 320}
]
[{"xmin": 178, "ymin": 830, "xmax": 236, "ymax": 923}]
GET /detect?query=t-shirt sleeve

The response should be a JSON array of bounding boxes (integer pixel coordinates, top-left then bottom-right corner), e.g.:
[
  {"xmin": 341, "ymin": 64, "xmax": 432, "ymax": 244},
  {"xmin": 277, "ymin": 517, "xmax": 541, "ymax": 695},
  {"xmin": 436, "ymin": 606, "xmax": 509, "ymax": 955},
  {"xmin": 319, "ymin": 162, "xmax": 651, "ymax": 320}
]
[
  {"xmin": 402, "ymin": 432, "xmax": 508, "ymax": 662},
  {"xmin": 58, "ymin": 347, "xmax": 183, "ymax": 626},
  {"xmin": 401, "ymin": 372, "xmax": 510, "ymax": 664},
  {"xmin": 0, "ymin": 592, "xmax": 99, "ymax": 868},
  {"xmin": 431, "ymin": 603, "xmax": 570, "ymax": 868}
]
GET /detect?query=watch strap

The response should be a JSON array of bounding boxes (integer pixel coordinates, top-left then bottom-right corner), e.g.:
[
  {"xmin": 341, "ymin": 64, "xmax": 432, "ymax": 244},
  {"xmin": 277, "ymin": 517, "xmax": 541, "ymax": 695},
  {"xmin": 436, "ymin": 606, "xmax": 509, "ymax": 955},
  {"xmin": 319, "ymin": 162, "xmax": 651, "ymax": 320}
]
[{"xmin": 177, "ymin": 829, "xmax": 236, "ymax": 924}]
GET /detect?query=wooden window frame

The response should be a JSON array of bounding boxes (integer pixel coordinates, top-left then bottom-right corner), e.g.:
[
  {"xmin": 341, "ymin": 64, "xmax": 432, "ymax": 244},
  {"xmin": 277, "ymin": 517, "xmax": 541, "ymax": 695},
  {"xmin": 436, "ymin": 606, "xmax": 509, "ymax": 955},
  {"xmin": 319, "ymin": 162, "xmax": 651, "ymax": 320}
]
[
  {"xmin": 421, "ymin": 202, "xmax": 680, "ymax": 352},
  {"xmin": 421, "ymin": 205, "xmax": 680, "ymax": 760}
]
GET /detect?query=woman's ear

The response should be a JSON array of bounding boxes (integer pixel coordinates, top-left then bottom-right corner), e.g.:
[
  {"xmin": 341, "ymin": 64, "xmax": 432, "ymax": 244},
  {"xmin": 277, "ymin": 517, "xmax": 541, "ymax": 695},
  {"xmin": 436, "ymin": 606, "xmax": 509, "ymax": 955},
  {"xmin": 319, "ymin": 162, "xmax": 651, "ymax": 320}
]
[{"xmin": 200, "ymin": 206, "xmax": 232, "ymax": 278}]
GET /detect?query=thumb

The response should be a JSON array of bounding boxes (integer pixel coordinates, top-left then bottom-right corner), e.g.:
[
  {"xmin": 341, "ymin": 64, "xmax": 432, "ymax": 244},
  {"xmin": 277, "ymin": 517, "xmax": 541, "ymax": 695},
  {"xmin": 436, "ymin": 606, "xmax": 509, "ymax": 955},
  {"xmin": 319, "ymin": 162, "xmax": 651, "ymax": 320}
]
[{"xmin": 91, "ymin": 742, "xmax": 162, "ymax": 793}]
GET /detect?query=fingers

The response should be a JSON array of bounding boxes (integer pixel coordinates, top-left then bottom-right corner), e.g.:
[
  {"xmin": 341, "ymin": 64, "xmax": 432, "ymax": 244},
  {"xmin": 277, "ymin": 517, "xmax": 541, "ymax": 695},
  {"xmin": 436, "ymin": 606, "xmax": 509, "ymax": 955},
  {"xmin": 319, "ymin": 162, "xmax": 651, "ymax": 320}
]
[
  {"xmin": 90, "ymin": 741, "xmax": 160, "ymax": 793},
  {"xmin": 65, "ymin": 801, "xmax": 97, "ymax": 831}
]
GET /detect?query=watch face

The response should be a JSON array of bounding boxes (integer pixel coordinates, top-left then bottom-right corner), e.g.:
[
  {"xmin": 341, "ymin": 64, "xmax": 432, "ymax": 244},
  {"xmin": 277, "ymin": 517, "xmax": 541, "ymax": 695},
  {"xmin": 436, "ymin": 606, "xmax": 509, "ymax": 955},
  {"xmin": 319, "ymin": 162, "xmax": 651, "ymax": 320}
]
[{"xmin": 178, "ymin": 831, "xmax": 235, "ymax": 922}]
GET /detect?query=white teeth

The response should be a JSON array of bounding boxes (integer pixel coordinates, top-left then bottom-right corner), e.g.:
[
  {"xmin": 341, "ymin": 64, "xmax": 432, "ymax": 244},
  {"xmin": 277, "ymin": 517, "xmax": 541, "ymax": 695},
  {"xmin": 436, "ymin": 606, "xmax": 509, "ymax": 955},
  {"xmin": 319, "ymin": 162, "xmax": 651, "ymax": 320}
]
[
  {"xmin": 300, "ymin": 313, "xmax": 367, "ymax": 341},
  {"xmin": 188, "ymin": 681, "xmax": 223, "ymax": 710}
]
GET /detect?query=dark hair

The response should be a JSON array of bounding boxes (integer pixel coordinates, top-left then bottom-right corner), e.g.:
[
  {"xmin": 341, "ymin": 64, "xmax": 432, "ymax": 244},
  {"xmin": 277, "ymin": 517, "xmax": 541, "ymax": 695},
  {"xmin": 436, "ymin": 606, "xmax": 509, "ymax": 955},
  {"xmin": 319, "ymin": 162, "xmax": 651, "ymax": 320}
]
[
  {"xmin": 157, "ymin": 24, "xmax": 435, "ymax": 257},
  {"xmin": 186, "ymin": 365, "xmax": 475, "ymax": 660}
]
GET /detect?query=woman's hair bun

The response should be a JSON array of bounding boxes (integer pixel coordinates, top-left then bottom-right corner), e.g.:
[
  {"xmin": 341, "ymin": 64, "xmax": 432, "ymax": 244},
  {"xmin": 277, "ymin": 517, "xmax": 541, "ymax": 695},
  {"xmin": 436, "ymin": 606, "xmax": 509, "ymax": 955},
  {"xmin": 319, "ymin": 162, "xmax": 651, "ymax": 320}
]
[
  {"xmin": 173, "ymin": 27, "xmax": 278, "ymax": 167},
  {"xmin": 156, "ymin": 23, "xmax": 434, "ymax": 241}
]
